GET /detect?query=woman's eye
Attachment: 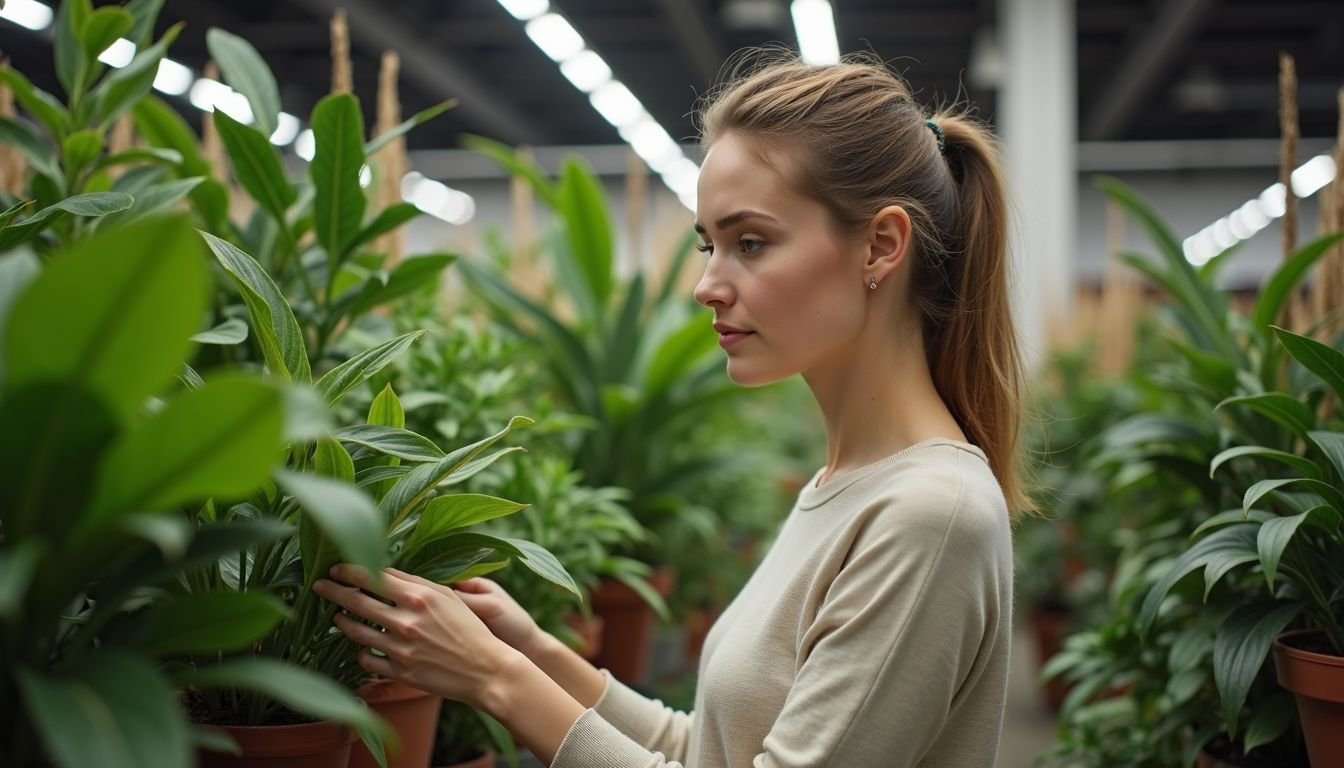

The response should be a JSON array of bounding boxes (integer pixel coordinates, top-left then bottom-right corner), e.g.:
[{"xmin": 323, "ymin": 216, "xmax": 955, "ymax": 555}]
[
  {"xmin": 739, "ymin": 238, "xmax": 764, "ymax": 254},
  {"xmin": 695, "ymin": 242, "xmax": 713, "ymax": 255}
]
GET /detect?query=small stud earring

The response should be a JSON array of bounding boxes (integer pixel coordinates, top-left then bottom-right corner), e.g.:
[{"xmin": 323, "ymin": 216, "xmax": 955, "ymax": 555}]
[{"xmin": 868, "ymin": 276, "xmax": 878, "ymax": 290}]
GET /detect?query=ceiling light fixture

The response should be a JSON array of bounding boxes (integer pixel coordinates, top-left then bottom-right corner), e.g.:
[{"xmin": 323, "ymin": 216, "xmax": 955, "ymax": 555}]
[
  {"xmin": 791, "ymin": 0, "xmax": 840, "ymax": 65},
  {"xmin": 525, "ymin": 13, "xmax": 585, "ymax": 62},
  {"xmin": 98, "ymin": 38, "xmax": 137, "ymax": 68},
  {"xmin": 152, "ymin": 57, "xmax": 194, "ymax": 95},
  {"xmin": 0, "ymin": 0, "xmax": 53, "ymax": 31}
]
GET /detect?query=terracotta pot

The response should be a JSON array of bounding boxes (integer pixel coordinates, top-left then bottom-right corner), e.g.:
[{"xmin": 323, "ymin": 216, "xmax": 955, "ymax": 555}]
[
  {"xmin": 349, "ymin": 680, "xmax": 443, "ymax": 768},
  {"xmin": 1028, "ymin": 604, "xmax": 1073, "ymax": 713},
  {"xmin": 565, "ymin": 613, "xmax": 605, "ymax": 660},
  {"xmin": 592, "ymin": 567, "xmax": 675, "ymax": 684},
  {"xmin": 434, "ymin": 748, "xmax": 495, "ymax": 768},
  {"xmin": 1272, "ymin": 629, "xmax": 1344, "ymax": 768},
  {"xmin": 196, "ymin": 720, "xmax": 356, "ymax": 768},
  {"xmin": 1194, "ymin": 748, "xmax": 1236, "ymax": 768}
]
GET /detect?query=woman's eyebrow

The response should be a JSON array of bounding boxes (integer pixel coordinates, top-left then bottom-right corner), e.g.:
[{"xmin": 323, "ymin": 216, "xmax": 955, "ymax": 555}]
[{"xmin": 693, "ymin": 210, "xmax": 779, "ymax": 234}]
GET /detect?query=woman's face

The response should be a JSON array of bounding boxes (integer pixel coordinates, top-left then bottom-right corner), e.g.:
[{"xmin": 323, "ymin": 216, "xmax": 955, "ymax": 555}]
[{"xmin": 693, "ymin": 133, "xmax": 869, "ymax": 386}]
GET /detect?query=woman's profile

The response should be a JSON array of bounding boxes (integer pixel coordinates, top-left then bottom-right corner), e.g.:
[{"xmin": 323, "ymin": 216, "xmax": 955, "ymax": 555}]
[{"xmin": 314, "ymin": 51, "xmax": 1028, "ymax": 767}]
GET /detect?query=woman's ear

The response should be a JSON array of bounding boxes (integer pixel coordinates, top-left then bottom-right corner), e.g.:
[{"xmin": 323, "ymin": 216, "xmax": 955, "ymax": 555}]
[{"xmin": 866, "ymin": 204, "xmax": 913, "ymax": 283}]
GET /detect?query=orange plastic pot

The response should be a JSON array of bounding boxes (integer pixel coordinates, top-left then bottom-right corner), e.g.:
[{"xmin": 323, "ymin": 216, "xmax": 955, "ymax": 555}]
[
  {"xmin": 196, "ymin": 720, "xmax": 356, "ymax": 768},
  {"xmin": 1273, "ymin": 629, "xmax": 1344, "ymax": 768},
  {"xmin": 349, "ymin": 680, "xmax": 443, "ymax": 768}
]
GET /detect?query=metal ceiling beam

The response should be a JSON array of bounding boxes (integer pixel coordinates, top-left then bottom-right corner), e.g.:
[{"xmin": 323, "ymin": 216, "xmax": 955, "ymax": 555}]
[
  {"xmin": 286, "ymin": 0, "xmax": 546, "ymax": 145},
  {"xmin": 1082, "ymin": 0, "xmax": 1218, "ymax": 140},
  {"xmin": 653, "ymin": 0, "xmax": 728, "ymax": 87}
]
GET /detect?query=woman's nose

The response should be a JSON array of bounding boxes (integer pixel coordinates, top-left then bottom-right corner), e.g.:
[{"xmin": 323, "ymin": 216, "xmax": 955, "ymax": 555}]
[{"xmin": 693, "ymin": 257, "xmax": 734, "ymax": 308}]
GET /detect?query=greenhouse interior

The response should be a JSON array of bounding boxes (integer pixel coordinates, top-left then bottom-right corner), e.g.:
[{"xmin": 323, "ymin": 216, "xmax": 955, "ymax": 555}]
[{"xmin": 2, "ymin": 0, "xmax": 1344, "ymax": 766}]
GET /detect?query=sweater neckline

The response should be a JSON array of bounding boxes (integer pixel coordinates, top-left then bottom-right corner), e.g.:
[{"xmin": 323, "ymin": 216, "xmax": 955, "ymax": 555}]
[{"xmin": 796, "ymin": 438, "xmax": 988, "ymax": 510}]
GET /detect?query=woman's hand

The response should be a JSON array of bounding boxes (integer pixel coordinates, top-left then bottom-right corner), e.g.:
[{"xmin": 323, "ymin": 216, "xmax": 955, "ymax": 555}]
[
  {"xmin": 450, "ymin": 577, "xmax": 547, "ymax": 659},
  {"xmin": 312, "ymin": 565, "xmax": 525, "ymax": 708}
]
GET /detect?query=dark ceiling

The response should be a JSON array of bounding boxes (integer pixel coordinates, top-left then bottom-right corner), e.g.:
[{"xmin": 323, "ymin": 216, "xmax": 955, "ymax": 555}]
[{"xmin": 3, "ymin": 0, "xmax": 1344, "ymax": 151}]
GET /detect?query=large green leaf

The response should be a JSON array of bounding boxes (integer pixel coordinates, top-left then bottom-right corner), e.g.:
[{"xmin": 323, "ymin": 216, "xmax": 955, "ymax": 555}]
[
  {"xmin": 0, "ymin": 192, "xmax": 134, "ymax": 252},
  {"xmin": 123, "ymin": 0, "xmax": 166, "ymax": 48},
  {"xmin": 0, "ymin": 66, "xmax": 70, "ymax": 141},
  {"xmin": 310, "ymin": 93, "xmax": 366, "ymax": 259},
  {"xmin": 191, "ymin": 318, "xmax": 249, "ymax": 345},
  {"xmin": 54, "ymin": 0, "xmax": 92, "ymax": 102},
  {"xmin": 176, "ymin": 658, "xmax": 387, "ymax": 735},
  {"xmin": 405, "ymin": 494, "xmax": 527, "ymax": 551},
  {"xmin": 1139, "ymin": 525, "xmax": 1258, "ymax": 635},
  {"xmin": 461, "ymin": 133, "xmax": 560, "ymax": 207},
  {"xmin": 84, "ymin": 376, "xmax": 285, "ymax": 528},
  {"xmin": 1252, "ymin": 233, "xmax": 1344, "ymax": 332},
  {"xmin": 276, "ymin": 469, "xmax": 385, "ymax": 575},
  {"xmin": 558, "ymin": 157, "xmax": 614, "ymax": 319},
  {"xmin": 502, "ymin": 536, "xmax": 579, "ymax": 595},
  {"xmin": 205, "ymin": 27, "xmax": 281, "ymax": 139},
  {"xmin": 62, "ymin": 129, "xmax": 104, "ymax": 180},
  {"xmin": 17, "ymin": 652, "xmax": 190, "ymax": 768},
  {"xmin": 93, "ymin": 22, "xmax": 184, "ymax": 126},
  {"xmin": 143, "ymin": 592, "xmax": 289, "ymax": 654},
  {"xmin": 3, "ymin": 215, "xmax": 203, "ymax": 418},
  {"xmin": 315, "ymin": 330, "xmax": 426, "ymax": 406},
  {"xmin": 348, "ymin": 202, "xmax": 422, "ymax": 254},
  {"xmin": 1307, "ymin": 431, "xmax": 1344, "ymax": 482},
  {"xmin": 1244, "ymin": 477, "xmax": 1344, "ymax": 517},
  {"xmin": 80, "ymin": 7, "xmax": 133, "ymax": 63},
  {"xmin": 343, "ymin": 253, "xmax": 455, "ymax": 319},
  {"xmin": 335, "ymin": 425, "xmax": 445, "ymax": 462},
  {"xmin": 1209, "ymin": 445, "xmax": 1319, "ymax": 481},
  {"xmin": 0, "ymin": 541, "xmax": 42, "ymax": 620},
  {"xmin": 1212, "ymin": 601, "xmax": 1301, "ymax": 738},
  {"xmin": 1257, "ymin": 507, "xmax": 1340, "ymax": 589},
  {"xmin": 642, "ymin": 312, "xmax": 718, "ymax": 396},
  {"xmin": 302, "ymin": 437, "xmax": 357, "ymax": 586},
  {"xmin": 365, "ymin": 99, "xmax": 456, "ymax": 157},
  {"xmin": 212, "ymin": 110, "xmax": 295, "ymax": 223},
  {"xmin": 201, "ymin": 232, "xmax": 312, "ymax": 383},
  {"xmin": 0, "ymin": 115, "xmax": 60, "ymax": 185},
  {"xmin": 99, "ymin": 176, "xmax": 203, "ymax": 229},
  {"xmin": 1274, "ymin": 326, "xmax": 1344, "ymax": 401},
  {"xmin": 132, "ymin": 96, "xmax": 210, "ymax": 177}
]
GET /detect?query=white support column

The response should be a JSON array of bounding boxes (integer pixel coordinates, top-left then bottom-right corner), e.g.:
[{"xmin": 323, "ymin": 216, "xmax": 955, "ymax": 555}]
[{"xmin": 999, "ymin": 0, "xmax": 1077, "ymax": 370}]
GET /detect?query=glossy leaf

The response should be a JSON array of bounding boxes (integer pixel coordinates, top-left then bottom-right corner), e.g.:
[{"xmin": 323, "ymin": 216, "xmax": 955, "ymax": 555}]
[
  {"xmin": 310, "ymin": 93, "xmax": 366, "ymax": 259},
  {"xmin": 17, "ymin": 652, "xmax": 190, "ymax": 768},
  {"xmin": 406, "ymin": 494, "xmax": 527, "ymax": 551},
  {"xmin": 206, "ymin": 27, "xmax": 281, "ymax": 139},
  {"xmin": 367, "ymin": 383, "xmax": 405, "ymax": 429},
  {"xmin": 100, "ymin": 176, "xmax": 203, "ymax": 228},
  {"xmin": 213, "ymin": 110, "xmax": 295, "ymax": 223},
  {"xmin": 94, "ymin": 23, "xmax": 184, "ymax": 126},
  {"xmin": 1139, "ymin": 525, "xmax": 1258, "ymax": 635},
  {"xmin": 1307, "ymin": 431, "xmax": 1344, "ymax": 481},
  {"xmin": 80, "ymin": 8, "xmax": 133, "ymax": 63},
  {"xmin": 1212, "ymin": 601, "xmax": 1301, "ymax": 738},
  {"xmin": 1256, "ymin": 508, "xmax": 1334, "ymax": 589},
  {"xmin": 85, "ymin": 376, "xmax": 284, "ymax": 528},
  {"xmin": 1274, "ymin": 326, "xmax": 1344, "ymax": 401},
  {"xmin": 1209, "ymin": 445, "xmax": 1319, "ymax": 481},
  {"xmin": 62, "ymin": 129, "xmax": 104, "ymax": 179},
  {"xmin": 502, "ymin": 537, "xmax": 578, "ymax": 595},
  {"xmin": 1252, "ymin": 234, "xmax": 1344, "ymax": 331},
  {"xmin": 143, "ymin": 592, "xmax": 289, "ymax": 654},
  {"xmin": 559, "ymin": 157, "xmax": 614, "ymax": 317},
  {"xmin": 335, "ymin": 425, "xmax": 444, "ymax": 462},
  {"xmin": 202, "ymin": 231, "xmax": 311, "ymax": 383},
  {"xmin": 191, "ymin": 318, "xmax": 249, "ymax": 345},
  {"xmin": 344, "ymin": 253, "xmax": 455, "ymax": 318},
  {"xmin": 0, "ymin": 192, "xmax": 133, "ymax": 252},
  {"xmin": 1216, "ymin": 393, "xmax": 1316, "ymax": 439},
  {"xmin": 0, "ymin": 115, "xmax": 60, "ymax": 181},
  {"xmin": 276, "ymin": 469, "xmax": 386, "ymax": 575},
  {"xmin": 177, "ymin": 658, "xmax": 387, "ymax": 735},
  {"xmin": 0, "ymin": 66, "xmax": 70, "ymax": 141},
  {"xmin": 315, "ymin": 330, "xmax": 426, "ymax": 406},
  {"xmin": 1244, "ymin": 477, "xmax": 1344, "ymax": 517},
  {"xmin": 366, "ymin": 99, "xmax": 456, "ymax": 156},
  {"xmin": 54, "ymin": 0, "xmax": 92, "ymax": 100}
]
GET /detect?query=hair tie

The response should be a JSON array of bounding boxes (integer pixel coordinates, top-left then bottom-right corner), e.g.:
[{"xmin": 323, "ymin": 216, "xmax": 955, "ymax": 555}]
[{"xmin": 925, "ymin": 119, "xmax": 946, "ymax": 155}]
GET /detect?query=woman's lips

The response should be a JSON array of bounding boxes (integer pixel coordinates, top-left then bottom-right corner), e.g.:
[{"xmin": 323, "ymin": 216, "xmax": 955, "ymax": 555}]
[{"xmin": 718, "ymin": 331, "xmax": 753, "ymax": 348}]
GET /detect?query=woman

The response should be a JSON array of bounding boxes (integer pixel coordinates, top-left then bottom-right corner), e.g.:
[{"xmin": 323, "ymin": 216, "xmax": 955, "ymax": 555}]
[{"xmin": 314, "ymin": 53, "xmax": 1029, "ymax": 767}]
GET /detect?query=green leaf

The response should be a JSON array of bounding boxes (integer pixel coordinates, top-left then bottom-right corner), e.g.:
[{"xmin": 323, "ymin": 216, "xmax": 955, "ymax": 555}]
[
  {"xmin": 1216, "ymin": 393, "xmax": 1316, "ymax": 439},
  {"xmin": 504, "ymin": 537, "xmax": 579, "ymax": 595},
  {"xmin": 1242, "ymin": 695, "xmax": 1296, "ymax": 753},
  {"xmin": 176, "ymin": 658, "xmax": 387, "ymax": 735},
  {"xmin": 0, "ymin": 541, "xmax": 42, "ymax": 619},
  {"xmin": 143, "ymin": 592, "xmax": 289, "ymax": 654},
  {"xmin": 206, "ymin": 27, "xmax": 281, "ymax": 139},
  {"xmin": 100, "ymin": 176, "xmax": 203, "ymax": 228},
  {"xmin": 1139, "ymin": 525, "xmax": 1258, "ymax": 635},
  {"xmin": 1213, "ymin": 601, "xmax": 1301, "ymax": 738},
  {"xmin": 0, "ymin": 192, "xmax": 134, "ymax": 251},
  {"xmin": 276, "ymin": 469, "xmax": 386, "ymax": 575},
  {"xmin": 461, "ymin": 133, "xmax": 560, "ymax": 207},
  {"xmin": 1253, "ymin": 234, "xmax": 1344, "ymax": 332},
  {"xmin": 0, "ymin": 66, "xmax": 70, "ymax": 141},
  {"xmin": 348, "ymin": 202, "xmax": 422, "ymax": 252},
  {"xmin": 344, "ymin": 253, "xmax": 455, "ymax": 318},
  {"xmin": 1245, "ymin": 477, "xmax": 1344, "ymax": 517},
  {"xmin": 0, "ymin": 249, "xmax": 40, "ymax": 366},
  {"xmin": 17, "ymin": 652, "xmax": 190, "ymax": 768},
  {"xmin": 123, "ymin": 0, "xmax": 165, "ymax": 48},
  {"xmin": 366, "ymin": 99, "xmax": 456, "ymax": 156},
  {"xmin": 213, "ymin": 110, "xmax": 295, "ymax": 223},
  {"xmin": 1191, "ymin": 508, "xmax": 1275, "ymax": 539},
  {"xmin": 336, "ymin": 425, "xmax": 445, "ymax": 462},
  {"xmin": 310, "ymin": 93, "xmax": 366, "ymax": 259},
  {"xmin": 80, "ymin": 7, "xmax": 133, "ymax": 63},
  {"xmin": 62, "ymin": 129, "xmax": 104, "ymax": 179},
  {"xmin": 3, "ymin": 215, "xmax": 203, "ymax": 419},
  {"xmin": 97, "ymin": 146, "xmax": 183, "ymax": 170},
  {"xmin": 643, "ymin": 312, "xmax": 718, "ymax": 395},
  {"xmin": 315, "ymin": 330, "xmax": 426, "ymax": 406},
  {"xmin": 1274, "ymin": 326, "xmax": 1344, "ymax": 401},
  {"xmin": 1307, "ymin": 431, "xmax": 1344, "ymax": 481},
  {"xmin": 558, "ymin": 157, "xmax": 614, "ymax": 316},
  {"xmin": 367, "ymin": 383, "xmax": 405, "ymax": 429},
  {"xmin": 54, "ymin": 0, "xmax": 92, "ymax": 100},
  {"xmin": 406, "ymin": 494, "xmax": 527, "ymax": 551},
  {"xmin": 313, "ymin": 435, "xmax": 357, "ymax": 484},
  {"xmin": 191, "ymin": 318, "xmax": 249, "ymax": 345},
  {"xmin": 1256, "ymin": 508, "xmax": 1336, "ymax": 589},
  {"xmin": 1209, "ymin": 445, "xmax": 1320, "ymax": 481},
  {"xmin": 85, "ymin": 375, "xmax": 285, "ymax": 528},
  {"xmin": 94, "ymin": 23, "xmax": 184, "ymax": 126},
  {"xmin": 0, "ymin": 115, "xmax": 60, "ymax": 181},
  {"xmin": 132, "ymin": 96, "xmax": 210, "ymax": 178},
  {"xmin": 201, "ymin": 231, "xmax": 312, "ymax": 383},
  {"xmin": 303, "ymin": 437, "xmax": 358, "ymax": 584}
]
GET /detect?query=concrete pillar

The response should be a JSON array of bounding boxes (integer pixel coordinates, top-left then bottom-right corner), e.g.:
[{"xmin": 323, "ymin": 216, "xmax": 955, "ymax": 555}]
[{"xmin": 999, "ymin": 0, "xmax": 1077, "ymax": 370}]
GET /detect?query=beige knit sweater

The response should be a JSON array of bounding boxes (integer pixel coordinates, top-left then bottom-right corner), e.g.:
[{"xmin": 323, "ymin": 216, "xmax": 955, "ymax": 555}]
[{"xmin": 553, "ymin": 438, "xmax": 1013, "ymax": 767}]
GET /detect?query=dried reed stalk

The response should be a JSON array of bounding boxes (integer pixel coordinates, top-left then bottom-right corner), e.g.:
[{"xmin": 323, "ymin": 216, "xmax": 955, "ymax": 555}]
[
  {"xmin": 331, "ymin": 9, "xmax": 353, "ymax": 95},
  {"xmin": 1279, "ymin": 53, "xmax": 1301, "ymax": 330},
  {"xmin": 1313, "ymin": 87, "xmax": 1344, "ymax": 343},
  {"xmin": 372, "ymin": 50, "xmax": 405, "ymax": 263},
  {"xmin": 626, "ymin": 147, "xmax": 648, "ymax": 276},
  {"xmin": 1099, "ymin": 198, "xmax": 1140, "ymax": 376},
  {"xmin": 0, "ymin": 60, "xmax": 25, "ymax": 197}
]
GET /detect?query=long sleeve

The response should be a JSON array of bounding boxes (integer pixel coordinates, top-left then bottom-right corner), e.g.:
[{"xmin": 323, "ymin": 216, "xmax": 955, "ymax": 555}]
[{"xmin": 553, "ymin": 441, "xmax": 1012, "ymax": 768}]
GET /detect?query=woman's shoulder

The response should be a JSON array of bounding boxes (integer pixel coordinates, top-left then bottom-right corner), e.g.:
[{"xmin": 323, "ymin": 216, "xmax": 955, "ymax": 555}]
[{"xmin": 858, "ymin": 441, "xmax": 1011, "ymax": 546}]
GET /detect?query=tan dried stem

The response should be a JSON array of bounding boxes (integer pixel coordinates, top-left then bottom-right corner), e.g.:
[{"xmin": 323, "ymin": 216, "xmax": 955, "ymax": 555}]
[
  {"xmin": 373, "ymin": 50, "xmax": 405, "ymax": 263},
  {"xmin": 0, "ymin": 59, "xmax": 25, "ymax": 197},
  {"xmin": 330, "ymin": 9, "xmax": 353, "ymax": 95},
  {"xmin": 1314, "ymin": 87, "xmax": 1344, "ymax": 343},
  {"xmin": 1279, "ymin": 53, "xmax": 1301, "ymax": 330}
]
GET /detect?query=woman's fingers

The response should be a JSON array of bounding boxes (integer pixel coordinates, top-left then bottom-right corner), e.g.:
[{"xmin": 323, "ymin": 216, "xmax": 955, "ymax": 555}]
[
  {"xmin": 332, "ymin": 612, "xmax": 401, "ymax": 656},
  {"xmin": 357, "ymin": 647, "xmax": 396, "ymax": 679},
  {"xmin": 328, "ymin": 564, "xmax": 405, "ymax": 601},
  {"xmin": 312, "ymin": 578, "xmax": 397, "ymax": 624},
  {"xmin": 451, "ymin": 577, "xmax": 496, "ymax": 594}
]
